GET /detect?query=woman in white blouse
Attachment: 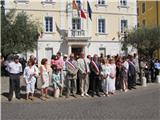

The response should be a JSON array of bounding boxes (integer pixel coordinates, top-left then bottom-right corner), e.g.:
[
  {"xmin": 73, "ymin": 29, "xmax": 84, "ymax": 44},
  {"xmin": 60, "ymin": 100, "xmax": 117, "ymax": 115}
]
[
  {"xmin": 101, "ymin": 58, "xmax": 112, "ymax": 96},
  {"xmin": 23, "ymin": 59, "xmax": 38, "ymax": 100}
]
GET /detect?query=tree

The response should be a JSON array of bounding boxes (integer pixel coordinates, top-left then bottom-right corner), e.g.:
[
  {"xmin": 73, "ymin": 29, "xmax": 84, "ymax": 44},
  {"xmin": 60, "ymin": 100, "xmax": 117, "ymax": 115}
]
[
  {"xmin": 1, "ymin": 8, "xmax": 39, "ymax": 58},
  {"xmin": 122, "ymin": 27, "xmax": 160, "ymax": 58}
]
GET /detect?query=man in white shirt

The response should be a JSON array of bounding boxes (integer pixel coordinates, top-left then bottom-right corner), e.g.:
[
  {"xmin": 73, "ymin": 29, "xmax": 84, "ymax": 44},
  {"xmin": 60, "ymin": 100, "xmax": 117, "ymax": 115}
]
[
  {"xmin": 77, "ymin": 52, "xmax": 90, "ymax": 97},
  {"xmin": 6, "ymin": 55, "xmax": 22, "ymax": 101}
]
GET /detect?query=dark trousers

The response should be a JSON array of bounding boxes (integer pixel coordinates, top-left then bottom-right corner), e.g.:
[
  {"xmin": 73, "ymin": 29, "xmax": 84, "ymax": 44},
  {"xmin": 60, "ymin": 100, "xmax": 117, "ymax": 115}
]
[
  {"xmin": 89, "ymin": 73, "xmax": 93, "ymax": 92},
  {"xmin": 92, "ymin": 76, "xmax": 101, "ymax": 94},
  {"xmin": 9, "ymin": 74, "xmax": 20, "ymax": 100},
  {"xmin": 66, "ymin": 79, "xmax": 77, "ymax": 96},
  {"xmin": 35, "ymin": 78, "xmax": 37, "ymax": 89},
  {"xmin": 128, "ymin": 74, "xmax": 136, "ymax": 87}
]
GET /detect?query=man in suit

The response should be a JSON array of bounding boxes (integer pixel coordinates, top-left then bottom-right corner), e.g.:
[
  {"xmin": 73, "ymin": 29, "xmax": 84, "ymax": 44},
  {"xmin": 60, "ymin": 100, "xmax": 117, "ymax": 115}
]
[
  {"xmin": 77, "ymin": 52, "xmax": 90, "ymax": 97},
  {"xmin": 66, "ymin": 53, "xmax": 78, "ymax": 98},
  {"xmin": 128, "ymin": 55, "xmax": 136, "ymax": 89},
  {"xmin": 90, "ymin": 54, "xmax": 101, "ymax": 97}
]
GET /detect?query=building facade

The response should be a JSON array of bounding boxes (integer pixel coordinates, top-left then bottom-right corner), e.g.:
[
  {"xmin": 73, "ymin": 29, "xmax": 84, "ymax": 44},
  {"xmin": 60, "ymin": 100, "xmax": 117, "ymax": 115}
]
[
  {"xmin": 137, "ymin": 0, "xmax": 160, "ymax": 58},
  {"xmin": 5, "ymin": 0, "xmax": 137, "ymax": 64}
]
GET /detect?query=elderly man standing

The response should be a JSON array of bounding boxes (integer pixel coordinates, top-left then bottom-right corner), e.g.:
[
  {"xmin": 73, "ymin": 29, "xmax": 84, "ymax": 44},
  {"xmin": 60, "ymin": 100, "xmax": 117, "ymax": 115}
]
[
  {"xmin": 6, "ymin": 55, "xmax": 22, "ymax": 101},
  {"xmin": 77, "ymin": 52, "xmax": 90, "ymax": 97},
  {"xmin": 66, "ymin": 53, "xmax": 78, "ymax": 98}
]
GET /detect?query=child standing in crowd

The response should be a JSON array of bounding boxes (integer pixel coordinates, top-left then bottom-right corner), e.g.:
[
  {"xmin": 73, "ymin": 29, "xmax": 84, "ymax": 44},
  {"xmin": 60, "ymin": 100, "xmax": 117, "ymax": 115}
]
[
  {"xmin": 40, "ymin": 58, "xmax": 50, "ymax": 100},
  {"xmin": 101, "ymin": 58, "xmax": 111, "ymax": 96},
  {"xmin": 23, "ymin": 59, "xmax": 39, "ymax": 100},
  {"xmin": 51, "ymin": 65, "xmax": 62, "ymax": 98}
]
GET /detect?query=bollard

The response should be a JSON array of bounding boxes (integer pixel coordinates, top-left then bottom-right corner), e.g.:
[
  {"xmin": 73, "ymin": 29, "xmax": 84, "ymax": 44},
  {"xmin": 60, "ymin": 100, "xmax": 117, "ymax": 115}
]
[
  {"xmin": 156, "ymin": 75, "xmax": 160, "ymax": 83},
  {"xmin": 142, "ymin": 76, "xmax": 147, "ymax": 87}
]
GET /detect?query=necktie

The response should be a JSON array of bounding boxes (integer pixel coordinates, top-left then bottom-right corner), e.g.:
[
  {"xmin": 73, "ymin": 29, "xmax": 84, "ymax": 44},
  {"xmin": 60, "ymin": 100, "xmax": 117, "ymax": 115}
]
[{"xmin": 83, "ymin": 59, "xmax": 88, "ymax": 73}]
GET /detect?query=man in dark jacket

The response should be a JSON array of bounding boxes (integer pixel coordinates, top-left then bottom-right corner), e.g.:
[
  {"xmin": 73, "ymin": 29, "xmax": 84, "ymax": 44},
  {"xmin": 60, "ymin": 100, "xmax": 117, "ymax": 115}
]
[
  {"xmin": 128, "ymin": 55, "xmax": 136, "ymax": 89},
  {"xmin": 90, "ymin": 54, "xmax": 101, "ymax": 97}
]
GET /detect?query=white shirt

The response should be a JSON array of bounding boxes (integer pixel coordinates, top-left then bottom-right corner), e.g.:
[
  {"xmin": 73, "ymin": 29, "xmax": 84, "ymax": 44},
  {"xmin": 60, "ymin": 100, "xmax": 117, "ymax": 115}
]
[
  {"xmin": 23, "ymin": 66, "xmax": 38, "ymax": 83},
  {"xmin": 123, "ymin": 61, "xmax": 129, "ymax": 70},
  {"xmin": 6, "ymin": 61, "xmax": 22, "ymax": 74}
]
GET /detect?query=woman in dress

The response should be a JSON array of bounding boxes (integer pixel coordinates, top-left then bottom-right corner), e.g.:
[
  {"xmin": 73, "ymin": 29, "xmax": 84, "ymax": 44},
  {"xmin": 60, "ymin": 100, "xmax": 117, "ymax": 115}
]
[
  {"xmin": 101, "ymin": 58, "xmax": 111, "ymax": 96},
  {"xmin": 40, "ymin": 58, "xmax": 50, "ymax": 100},
  {"xmin": 109, "ymin": 58, "xmax": 117, "ymax": 94},
  {"xmin": 117, "ymin": 57, "xmax": 128, "ymax": 92},
  {"xmin": 23, "ymin": 59, "xmax": 39, "ymax": 100}
]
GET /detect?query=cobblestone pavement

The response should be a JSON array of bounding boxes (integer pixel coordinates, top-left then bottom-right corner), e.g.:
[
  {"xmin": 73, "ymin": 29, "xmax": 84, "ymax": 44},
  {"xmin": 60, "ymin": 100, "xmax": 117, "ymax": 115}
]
[{"xmin": 1, "ymin": 77, "xmax": 160, "ymax": 120}]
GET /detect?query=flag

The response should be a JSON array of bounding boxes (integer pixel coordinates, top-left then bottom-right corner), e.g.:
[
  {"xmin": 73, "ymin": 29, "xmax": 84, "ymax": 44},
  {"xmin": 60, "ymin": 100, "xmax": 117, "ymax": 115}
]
[
  {"xmin": 87, "ymin": 1, "xmax": 92, "ymax": 20},
  {"xmin": 72, "ymin": 0, "xmax": 78, "ymax": 9},
  {"xmin": 80, "ymin": 9, "xmax": 86, "ymax": 19}
]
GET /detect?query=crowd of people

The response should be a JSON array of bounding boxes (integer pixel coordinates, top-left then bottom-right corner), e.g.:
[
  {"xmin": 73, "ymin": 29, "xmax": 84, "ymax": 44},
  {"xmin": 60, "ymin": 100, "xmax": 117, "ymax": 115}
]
[{"xmin": 3, "ymin": 52, "xmax": 160, "ymax": 101}]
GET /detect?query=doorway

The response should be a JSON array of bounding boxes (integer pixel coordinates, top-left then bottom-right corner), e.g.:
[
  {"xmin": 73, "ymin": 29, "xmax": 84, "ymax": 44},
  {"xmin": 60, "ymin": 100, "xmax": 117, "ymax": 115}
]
[
  {"xmin": 45, "ymin": 48, "xmax": 53, "ymax": 64},
  {"xmin": 72, "ymin": 47, "xmax": 83, "ymax": 59}
]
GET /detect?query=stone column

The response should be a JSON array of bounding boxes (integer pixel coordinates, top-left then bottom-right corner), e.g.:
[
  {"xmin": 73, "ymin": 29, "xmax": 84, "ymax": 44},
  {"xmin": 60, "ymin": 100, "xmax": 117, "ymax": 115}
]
[
  {"xmin": 84, "ymin": 45, "xmax": 88, "ymax": 56},
  {"xmin": 68, "ymin": 45, "xmax": 72, "ymax": 55}
]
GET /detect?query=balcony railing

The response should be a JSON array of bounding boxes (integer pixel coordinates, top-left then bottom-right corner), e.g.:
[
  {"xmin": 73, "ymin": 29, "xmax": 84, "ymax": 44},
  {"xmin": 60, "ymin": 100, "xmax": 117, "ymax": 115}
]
[
  {"xmin": 66, "ymin": 29, "xmax": 91, "ymax": 41},
  {"xmin": 70, "ymin": 29, "xmax": 86, "ymax": 37}
]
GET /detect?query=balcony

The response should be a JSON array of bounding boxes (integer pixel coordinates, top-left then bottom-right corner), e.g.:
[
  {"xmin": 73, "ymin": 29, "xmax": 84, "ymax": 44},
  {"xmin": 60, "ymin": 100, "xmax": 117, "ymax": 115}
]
[
  {"xmin": 71, "ymin": 30, "xmax": 85, "ymax": 37},
  {"xmin": 66, "ymin": 29, "xmax": 91, "ymax": 41}
]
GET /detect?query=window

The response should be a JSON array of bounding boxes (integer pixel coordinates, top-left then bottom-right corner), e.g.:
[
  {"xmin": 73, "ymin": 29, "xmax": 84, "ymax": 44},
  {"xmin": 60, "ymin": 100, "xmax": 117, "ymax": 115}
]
[
  {"xmin": 45, "ymin": 17, "xmax": 53, "ymax": 32},
  {"xmin": 72, "ymin": 18, "xmax": 81, "ymax": 30},
  {"xmin": 45, "ymin": 48, "xmax": 53, "ymax": 64},
  {"xmin": 45, "ymin": 0, "xmax": 53, "ymax": 2},
  {"xmin": 41, "ymin": 0, "xmax": 55, "ymax": 4},
  {"xmin": 99, "ymin": 48, "xmax": 106, "ymax": 56},
  {"xmin": 120, "ymin": 0, "xmax": 127, "ymax": 6},
  {"xmin": 14, "ymin": 0, "xmax": 29, "ymax": 3},
  {"xmin": 98, "ymin": 19, "xmax": 105, "ymax": 33},
  {"xmin": 98, "ymin": 0, "xmax": 105, "ymax": 5},
  {"xmin": 142, "ymin": 2, "xmax": 145, "ymax": 13},
  {"xmin": 121, "ymin": 20, "xmax": 128, "ymax": 33},
  {"xmin": 142, "ymin": 19, "xmax": 146, "ymax": 26}
]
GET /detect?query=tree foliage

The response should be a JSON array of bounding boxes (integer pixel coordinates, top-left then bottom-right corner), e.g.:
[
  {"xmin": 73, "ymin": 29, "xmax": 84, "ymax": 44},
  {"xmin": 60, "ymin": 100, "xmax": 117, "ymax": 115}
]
[
  {"xmin": 122, "ymin": 27, "xmax": 160, "ymax": 58},
  {"xmin": 1, "ymin": 8, "xmax": 39, "ymax": 57}
]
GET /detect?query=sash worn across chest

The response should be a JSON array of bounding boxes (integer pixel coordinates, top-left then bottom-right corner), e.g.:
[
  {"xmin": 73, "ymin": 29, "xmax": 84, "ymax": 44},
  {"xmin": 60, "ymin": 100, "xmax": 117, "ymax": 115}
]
[
  {"xmin": 91, "ymin": 60, "xmax": 100, "ymax": 73},
  {"xmin": 66, "ymin": 60, "xmax": 76, "ymax": 70}
]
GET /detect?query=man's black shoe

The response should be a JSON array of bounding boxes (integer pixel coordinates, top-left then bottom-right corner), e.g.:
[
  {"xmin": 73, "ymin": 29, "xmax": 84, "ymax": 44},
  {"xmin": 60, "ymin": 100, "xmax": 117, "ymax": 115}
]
[
  {"xmin": 72, "ymin": 94, "xmax": 77, "ymax": 98},
  {"xmin": 91, "ymin": 94, "xmax": 94, "ymax": 97},
  {"xmin": 132, "ymin": 86, "xmax": 136, "ymax": 89},
  {"xmin": 16, "ymin": 96, "xmax": 21, "ymax": 100},
  {"xmin": 128, "ymin": 87, "xmax": 132, "ymax": 90},
  {"xmin": 66, "ymin": 95, "xmax": 69, "ymax": 98},
  {"xmin": 8, "ymin": 98, "xmax": 12, "ymax": 102},
  {"xmin": 97, "ymin": 94, "xmax": 101, "ymax": 97}
]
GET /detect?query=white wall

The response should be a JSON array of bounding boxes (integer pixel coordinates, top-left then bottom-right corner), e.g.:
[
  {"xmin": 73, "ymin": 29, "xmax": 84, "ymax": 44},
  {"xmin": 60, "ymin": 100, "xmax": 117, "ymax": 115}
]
[{"xmin": 88, "ymin": 41, "xmax": 122, "ymax": 57}]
